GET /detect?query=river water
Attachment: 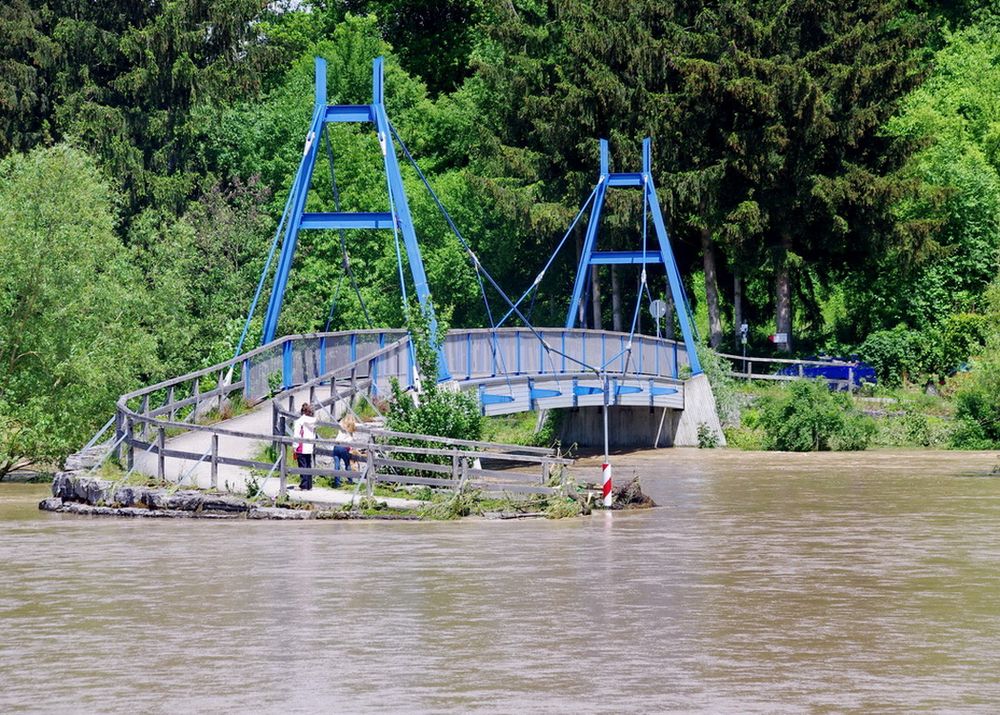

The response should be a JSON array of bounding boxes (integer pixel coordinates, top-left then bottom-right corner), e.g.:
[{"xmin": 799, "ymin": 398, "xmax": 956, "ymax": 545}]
[{"xmin": 2, "ymin": 449, "xmax": 999, "ymax": 713}]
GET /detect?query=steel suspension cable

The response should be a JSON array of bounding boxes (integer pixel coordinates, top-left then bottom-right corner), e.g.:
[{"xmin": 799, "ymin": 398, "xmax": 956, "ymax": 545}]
[
  {"xmin": 387, "ymin": 121, "xmax": 600, "ymax": 376},
  {"xmin": 497, "ymin": 185, "xmax": 599, "ymax": 327},
  {"xmin": 232, "ymin": 172, "xmax": 296, "ymax": 361},
  {"xmin": 386, "ymin": 122, "xmax": 516, "ymax": 389},
  {"xmin": 323, "ymin": 127, "xmax": 373, "ymax": 329}
]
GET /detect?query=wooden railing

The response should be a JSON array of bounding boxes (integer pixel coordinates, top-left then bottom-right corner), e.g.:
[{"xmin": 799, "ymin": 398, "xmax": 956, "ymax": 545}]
[
  {"xmin": 93, "ymin": 326, "xmax": 702, "ymax": 500},
  {"xmin": 108, "ymin": 329, "xmax": 572, "ymax": 499},
  {"xmin": 118, "ymin": 407, "xmax": 572, "ymax": 499}
]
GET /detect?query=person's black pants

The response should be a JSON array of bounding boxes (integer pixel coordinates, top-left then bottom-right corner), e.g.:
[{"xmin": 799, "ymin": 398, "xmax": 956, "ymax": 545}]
[{"xmin": 298, "ymin": 453, "xmax": 313, "ymax": 490}]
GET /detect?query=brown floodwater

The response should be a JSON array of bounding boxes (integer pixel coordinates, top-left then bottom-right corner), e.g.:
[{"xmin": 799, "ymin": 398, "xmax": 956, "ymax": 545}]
[{"xmin": 2, "ymin": 449, "xmax": 1000, "ymax": 713}]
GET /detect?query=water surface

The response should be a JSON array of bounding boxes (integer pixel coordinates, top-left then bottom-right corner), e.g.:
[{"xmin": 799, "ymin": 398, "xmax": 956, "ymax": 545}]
[{"xmin": 2, "ymin": 449, "xmax": 999, "ymax": 713}]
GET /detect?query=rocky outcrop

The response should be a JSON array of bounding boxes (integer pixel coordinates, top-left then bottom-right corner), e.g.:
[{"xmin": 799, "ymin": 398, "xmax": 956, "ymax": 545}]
[
  {"xmin": 51, "ymin": 472, "xmax": 112, "ymax": 505},
  {"xmin": 63, "ymin": 445, "xmax": 110, "ymax": 472},
  {"xmin": 40, "ymin": 470, "xmax": 412, "ymax": 520},
  {"xmin": 44, "ymin": 472, "xmax": 288, "ymax": 519}
]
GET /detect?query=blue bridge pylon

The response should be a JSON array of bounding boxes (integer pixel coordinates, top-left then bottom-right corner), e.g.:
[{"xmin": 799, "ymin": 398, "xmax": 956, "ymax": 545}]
[
  {"xmin": 566, "ymin": 138, "xmax": 702, "ymax": 375},
  {"xmin": 258, "ymin": 56, "xmax": 444, "ymax": 373}
]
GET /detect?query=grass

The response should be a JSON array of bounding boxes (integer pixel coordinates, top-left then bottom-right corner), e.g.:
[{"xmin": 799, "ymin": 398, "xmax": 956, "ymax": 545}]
[
  {"xmin": 481, "ymin": 411, "xmax": 561, "ymax": 447},
  {"xmin": 195, "ymin": 394, "xmax": 253, "ymax": 426}
]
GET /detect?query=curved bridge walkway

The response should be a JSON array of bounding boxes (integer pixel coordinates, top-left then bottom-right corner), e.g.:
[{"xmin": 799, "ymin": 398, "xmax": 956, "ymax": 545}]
[{"xmin": 102, "ymin": 328, "xmax": 716, "ymax": 501}]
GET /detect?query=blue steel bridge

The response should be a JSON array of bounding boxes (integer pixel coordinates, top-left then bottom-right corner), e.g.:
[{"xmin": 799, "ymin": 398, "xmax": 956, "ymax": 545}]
[
  {"xmin": 85, "ymin": 56, "xmax": 725, "ymax": 497},
  {"xmin": 229, "ymin": 55, "xmax": 718, "ymax": 431}
]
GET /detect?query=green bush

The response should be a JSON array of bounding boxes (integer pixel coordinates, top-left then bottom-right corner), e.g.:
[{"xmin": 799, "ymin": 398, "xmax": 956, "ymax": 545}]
[
  {"xmin": 860, "ymin": 315, "xmax": 988, "ymax": 388},
  {"xmin": 759, "ymin": 379, "xmax": 875, "ymax": 452},
  {"xmin": 950, "ymin": 354, "xmax": 1000, "ymax": 448},
  {"xmin": 697, "ymin": 422, "xmax": 720, "ymax": 448},
  {"xmin": 830, "ymin": 411, "xmax": 877, "ymax": 451},
  {"xmin": 859, "ymin": 325, "xmax": 926, "ymax": 387},
  {"xmin": 385, "ymin": 301, "xmax": 483, "ymax": 443},
  {"xmin": 939, "ymin": 313, "xmax": 988, "ymax": 372},
  {"xmin": 696, "ymin": 344, "xmax": 740, "ymax": 426},
  {"xmin": 387, "ymin": 379, "xmax": 483, "ymax": 442}
]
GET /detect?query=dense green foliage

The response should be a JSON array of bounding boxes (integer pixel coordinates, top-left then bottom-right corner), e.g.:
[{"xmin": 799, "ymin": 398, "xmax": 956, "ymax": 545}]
[
  {"xmin": 0, "ymin": 145, "xmax": 154, "ymax": 474},
  {"xmin": 949, "ymin": 283, "xmax": 1000, "ymax": 448},
  {"xmin": 759, "ymin": 380, "xmax": 876, "ymax": 452},
  {"xmin": 3, "ymin": 1, "xmax": 1000, "ymax": 468},
  {"xmin": 385, "ymin": 304, "xmax": 483, "ymax": 442}
]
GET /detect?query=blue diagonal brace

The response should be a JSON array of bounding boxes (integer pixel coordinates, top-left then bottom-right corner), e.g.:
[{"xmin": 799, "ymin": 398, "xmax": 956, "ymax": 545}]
[
  {"xmin": 261, "ymin": 61, "xmax": 327, "ymax": 343},
  {"xmin": 370, "ymin": 57, "xmax": 449, "ymax": 380},
  {"xmin": 642, "ymin": 138, "xmax": 702, "ymax": 374}
]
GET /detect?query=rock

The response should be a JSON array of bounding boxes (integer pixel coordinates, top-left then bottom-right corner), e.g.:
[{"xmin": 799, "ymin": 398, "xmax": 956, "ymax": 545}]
[
  {"xmin": 61, "ymin": 502, "xmax": 118, "ymax": 517},
  {"xmin": 118, "ymin": 507, "xmax": 194, "ymax": 519},
  {"xmin": 63, "ymin": 445, "xmax": 110, "ymax": 472},
  {"xmin": 51, "ymin": 472, "xmax": 73, "ymax": 500},
  {"xmin": 139, "ymin": 490, "xmax": 202, "ymax": 511},
  {"xmin": 73, "ymin": 476, "xmax": 112, "ymax": 505},
  {"xmin": 112, "ymin": 486, "xmax": 144, "ymax": 507},
  {"xmin": 51, "ymin": 472, "xmax": 113, "ymax": 505},
  {"xmin": 38, "ymin": 497, "xmax": 63, "ymax": 511}
]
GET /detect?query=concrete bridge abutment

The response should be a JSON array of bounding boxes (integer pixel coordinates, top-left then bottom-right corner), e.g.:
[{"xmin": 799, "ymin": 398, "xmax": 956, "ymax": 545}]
[{"xmin": 555, "ymin": 374, "xmax": 727, "ymax": 449}]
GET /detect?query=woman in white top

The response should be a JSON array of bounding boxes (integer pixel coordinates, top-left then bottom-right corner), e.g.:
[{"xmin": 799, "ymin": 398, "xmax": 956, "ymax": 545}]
[
  {"xmin": 293, "ymin": 403, "xmax": 317, "ymax": 490},
  {"xmin": 332, "ymin": 416, "xmax": 356, "ymax": 486}
]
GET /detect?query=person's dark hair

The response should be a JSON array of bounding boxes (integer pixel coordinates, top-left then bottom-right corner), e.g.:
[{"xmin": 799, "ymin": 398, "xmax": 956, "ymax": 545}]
[{"xmin": 301, "ymin": 403, "xmax": 314, "ymax": 416}]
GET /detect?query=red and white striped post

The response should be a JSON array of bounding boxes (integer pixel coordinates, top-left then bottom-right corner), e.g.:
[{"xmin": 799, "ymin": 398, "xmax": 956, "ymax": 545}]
[{"xmin": 601, "ymin": 371, "xmax": 612, "ymax": 508}]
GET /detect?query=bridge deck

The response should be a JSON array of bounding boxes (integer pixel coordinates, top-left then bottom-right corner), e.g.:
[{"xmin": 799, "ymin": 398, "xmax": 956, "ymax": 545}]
[{"xmin": 115, "ymin": 327, "xmax": 701, "ymax": 495}]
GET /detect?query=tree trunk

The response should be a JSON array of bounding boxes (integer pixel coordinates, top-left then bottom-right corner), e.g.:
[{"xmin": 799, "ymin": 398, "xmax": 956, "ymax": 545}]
[
  {"xmin": 700, "ymin": 227, "xmax": 723, "ymax": 348},
  {"xmin": 664, "ymin": 292, "xmax": 675, "ymax": 340},
  {"xmin": 611, "ymin": 266, "xmax": 623, "ymax": 332},
  {"xmin": 575, "ymin": 233, "xmax": 586, "ymax": 327},
  {"xmin": 590, "ymin": 265, "xmax": 602, "ymax": 330},
  {"xmin": 733, "ymin": 272, "xmax": 743, "ymax": 348},
  {"xmin": 775, "ymin": 232, "xmax": 793, "ymax": 353}
]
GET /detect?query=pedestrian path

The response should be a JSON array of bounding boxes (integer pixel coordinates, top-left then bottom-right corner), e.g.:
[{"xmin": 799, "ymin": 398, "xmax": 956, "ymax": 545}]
[{"xmin": 131, "ymin": 390, "xmax": 425, "ymax": 510}]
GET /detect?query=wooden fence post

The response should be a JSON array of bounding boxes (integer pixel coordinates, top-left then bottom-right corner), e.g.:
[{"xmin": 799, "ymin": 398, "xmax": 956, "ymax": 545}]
[
  {"xmin": 278, "ymin": 416, "xmax": 287, "ymax": 497},
  {"xmin": 140, "ymin": 395, "xmax": 149, "ymax": 439},
  {"xmin": 125, "ymin": 417, "xmax": 134, "ymax": 471},
  {"xmin": 113, "ymin": 410, "xmax": 123, "ymax": 462},
  {"xmin": 157, "ymin": 425, "xmax": 165, "ymax": 482},
  {"xmin": 271, "ymin": 402, "xmax": 279, "ymax": 454},
  {"xmin": 168, "ymin": 385, "xmax": 176, "ymax": 421},
  {"xmin": 211, "ymin": 433, "xmax": 219, "ymax": 490},
  {"xmin": 458, "ymin": 456, "xmax": 468, "ymax": 494},
  {"xmin": 365, "ymin": 432, "xmax": 375, "ymax": 497}
]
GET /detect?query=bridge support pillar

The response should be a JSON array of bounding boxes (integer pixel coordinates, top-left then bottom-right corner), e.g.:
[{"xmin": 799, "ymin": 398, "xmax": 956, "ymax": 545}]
[
  {"xmin": 559, "ymin": 406, "xmax": 676, "ymax": 449},
  {"xmin": 556, "ymin": 382, "xmax": 726, "ymax": 449},
  {"xmin": 672, "ymin": 373, "xmax": 726, "ymax": 447}
]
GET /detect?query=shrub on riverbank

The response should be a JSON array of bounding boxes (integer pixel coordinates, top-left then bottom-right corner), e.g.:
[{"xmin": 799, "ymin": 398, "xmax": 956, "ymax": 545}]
[{"xmin": 758, "ymin": 380, "xmax": 876, "ymax": 452}]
